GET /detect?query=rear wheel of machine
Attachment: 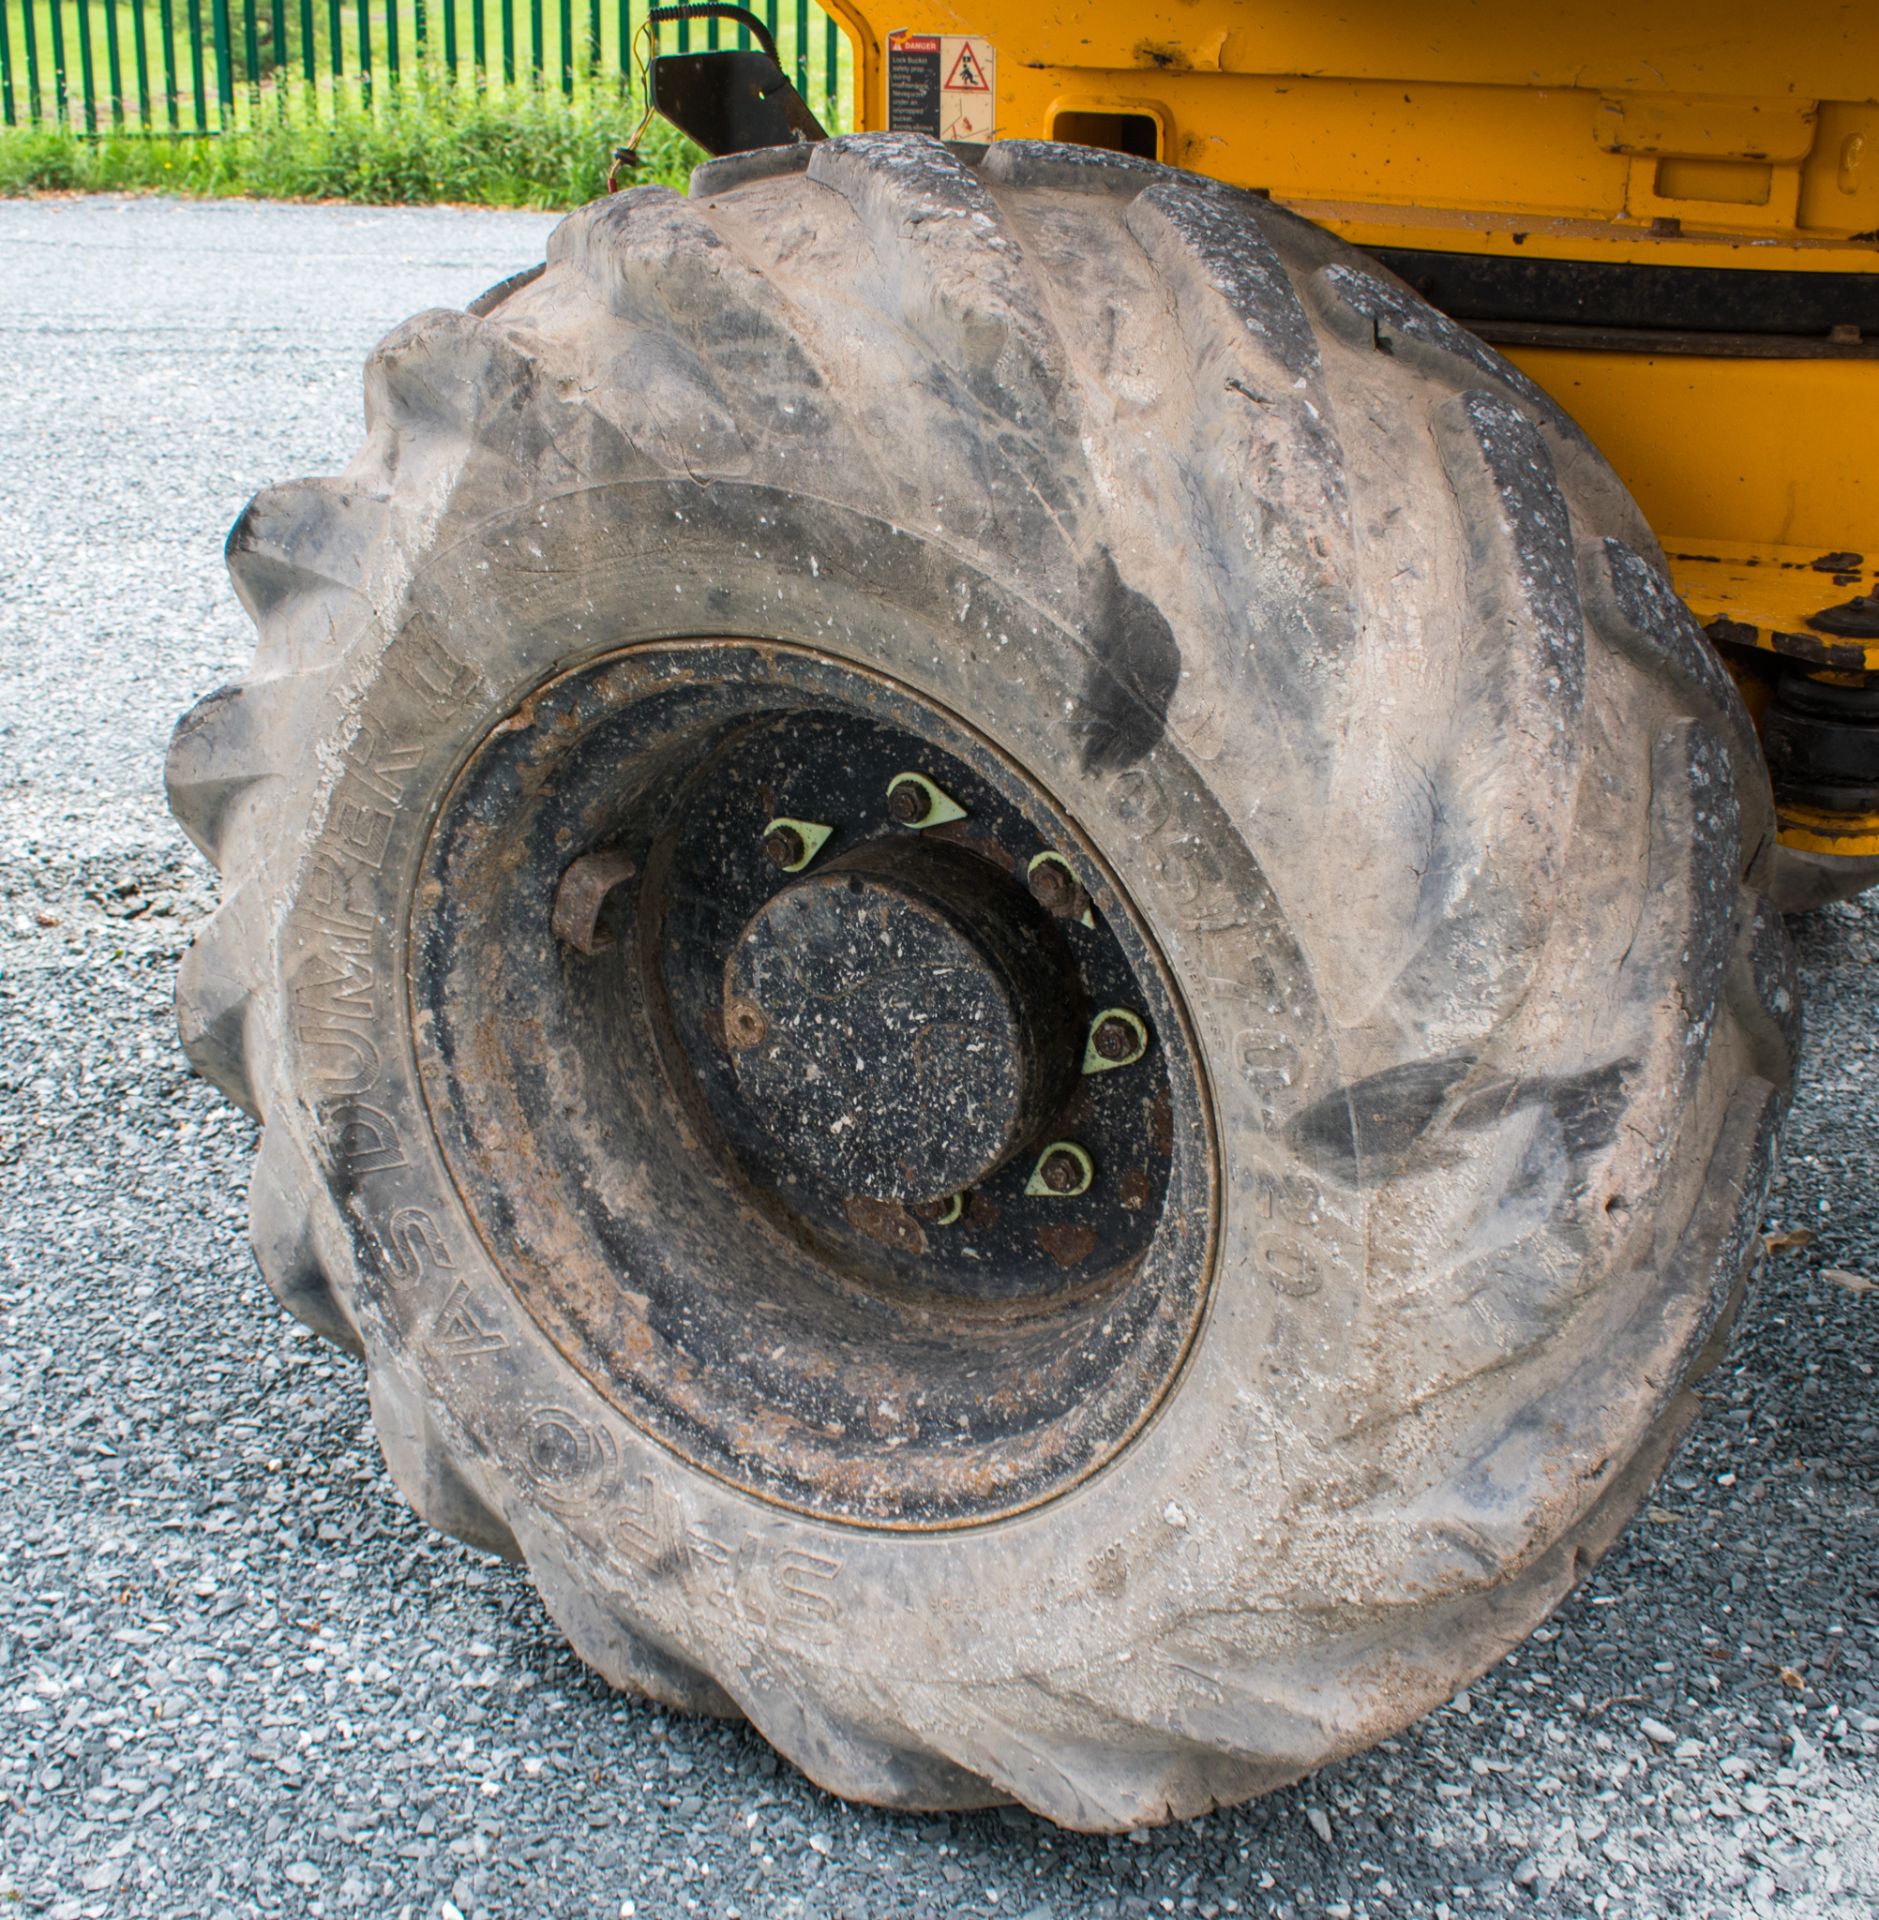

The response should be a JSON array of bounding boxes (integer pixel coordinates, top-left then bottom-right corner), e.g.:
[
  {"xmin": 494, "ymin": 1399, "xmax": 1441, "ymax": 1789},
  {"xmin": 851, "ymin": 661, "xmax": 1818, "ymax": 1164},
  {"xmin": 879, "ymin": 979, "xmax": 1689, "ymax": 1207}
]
[{"xmin": 168, "ymin": 134, "xmax": 1800, "ymax": 1828}]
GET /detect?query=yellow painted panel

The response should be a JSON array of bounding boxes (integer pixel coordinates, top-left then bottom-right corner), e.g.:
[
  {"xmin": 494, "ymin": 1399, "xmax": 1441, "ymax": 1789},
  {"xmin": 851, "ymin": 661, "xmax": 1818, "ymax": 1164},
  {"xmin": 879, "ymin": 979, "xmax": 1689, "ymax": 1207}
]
[
  {"xmin": 1502, "ymin": 348, "xmax": 1879, "ymax": 555},
  {"xmin": 890, "ymin": 0, "xmax": 1879, "ymax": 99}
]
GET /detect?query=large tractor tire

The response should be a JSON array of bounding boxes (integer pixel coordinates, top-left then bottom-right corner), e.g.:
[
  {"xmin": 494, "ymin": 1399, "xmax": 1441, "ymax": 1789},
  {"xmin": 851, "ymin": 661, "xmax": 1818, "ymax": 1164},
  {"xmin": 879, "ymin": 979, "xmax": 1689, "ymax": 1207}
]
[{"xmin": 168, "ymin": 134, "xmax": 1798, "ymax": 1828}]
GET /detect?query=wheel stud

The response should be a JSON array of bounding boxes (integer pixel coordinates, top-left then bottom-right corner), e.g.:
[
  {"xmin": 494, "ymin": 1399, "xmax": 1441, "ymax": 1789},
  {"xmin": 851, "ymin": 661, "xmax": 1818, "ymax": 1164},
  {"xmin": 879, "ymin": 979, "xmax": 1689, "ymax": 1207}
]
[
  {"xmin": 1084, "ymin": 1009, "xmax": 1149, "ymax": 1073},
  {"xmin": 886, "ymin": 772, "xmax": 967, "ymax": 828},
  {"xmin": 888, "ymin": 779, "xmax": 930, "ymax": 826},
  {"xmin": 1027, "ymin": 852, "xmax": 1091, "ymax": 924},
  {"xmin": 761, "ymin": 817, "xmax": 833, "ymax": 873},
  {"xmin": 1027, "ymin": 1142, "xmax": 1093, "ymax": 1197},
  {"xmin": 764, "ymin": 823, "xmax": 806, "ymax": 868}
]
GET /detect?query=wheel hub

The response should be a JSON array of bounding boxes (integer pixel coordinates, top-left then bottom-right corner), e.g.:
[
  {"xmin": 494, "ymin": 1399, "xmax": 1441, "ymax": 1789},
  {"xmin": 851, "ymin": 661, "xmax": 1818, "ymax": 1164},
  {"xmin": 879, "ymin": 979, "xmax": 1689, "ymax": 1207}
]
[
  {"xmin": 411, "ymin": 641, "xmax": 1218, "ymax": 1527},
  {"xmin": 724, "ymin": 842, "xmax": 1081, "ymax": 1202}
]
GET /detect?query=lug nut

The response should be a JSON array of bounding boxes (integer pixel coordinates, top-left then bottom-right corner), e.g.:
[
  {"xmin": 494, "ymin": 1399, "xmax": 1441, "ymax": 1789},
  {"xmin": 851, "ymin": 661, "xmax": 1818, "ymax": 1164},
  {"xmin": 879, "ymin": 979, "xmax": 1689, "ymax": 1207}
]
[
  {"xmin": 761, "ymin": 817, "xmax": 833, "ymax": 872},
  {"xmin": 1027, "ymin": 1142, "xmax": 1093, "ymax": 1197},
  {"xmin": 914, "ymin": 1193, "xmax": 964, "ymax": 1226},
  {"xmin": 1096, "ymin": 1015, "xmax": 1141, "ymax": 1061},
  {"xmin": 763, "ymin": 823, "xmax": 806, "ymax": 869},
  {"xmin": 1028, "ymin": 854, "xmax": 1088, "ymax": 921},
  {"xmin": 887, "ymin": 778, "xmax": 932, "ymax": 826}
]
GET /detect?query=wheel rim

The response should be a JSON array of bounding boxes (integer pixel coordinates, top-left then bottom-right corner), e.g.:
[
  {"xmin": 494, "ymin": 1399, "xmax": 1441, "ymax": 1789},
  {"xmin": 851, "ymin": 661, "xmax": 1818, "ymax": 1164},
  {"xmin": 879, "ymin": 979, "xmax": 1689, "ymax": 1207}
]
[{"xmin": 411, "ymin": 641, "xmax": 1219, "ymax": 1527}]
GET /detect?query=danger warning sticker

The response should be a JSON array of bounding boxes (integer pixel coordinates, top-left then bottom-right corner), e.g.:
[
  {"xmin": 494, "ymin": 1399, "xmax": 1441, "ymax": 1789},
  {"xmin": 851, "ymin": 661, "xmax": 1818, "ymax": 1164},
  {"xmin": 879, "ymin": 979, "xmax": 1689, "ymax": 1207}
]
[{"xmin": 887, "ymin": 31, "xmax": 996, "ymax": 143}]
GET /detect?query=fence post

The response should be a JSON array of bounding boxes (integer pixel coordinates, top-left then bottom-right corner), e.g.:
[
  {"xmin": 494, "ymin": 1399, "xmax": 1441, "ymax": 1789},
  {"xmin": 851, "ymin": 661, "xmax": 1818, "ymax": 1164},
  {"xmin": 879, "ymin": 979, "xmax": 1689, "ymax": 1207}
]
[
  {"xmin": 49, "ymin": 0, "xmax": 69, "ymax": 131},
  {"xmin": 20, "ymin": 0, "xmax": 40, "ymax": 126},
  {"xmin": 558, "ymin": 0, "xmax": 571, "ymax": 95},
  {"xmin": 501, "ymin": 0, "xmax": 513, "ymax": 83},
  {"xmin": 77, "ymin": 0, "xmax": 98, "ymax": 131},
  {"xmin": 355, "ymin": 0, "xmax": 370, "ymax": 102},
  {"xmin": 209, "ymin": 0, "xmax": 234, "ymax": 124},
  {"xmin": 187, "ymin": 0, "xmax": 207, "ymax": 127},
  {"xmin": 326, "ymin": 0, "xmax": 340, "ymax": 102},
  {"xmin": 473, "ymin": 0, "xmax": 487, "ymax": 81},
  {"xmin": 0, "ymin": 6, "xmax": 13, "ymax": 128},
  {"xmin": 241, "ymin": 0, "xmax": 259, "ymax": 114},
  {"xmin": 160, "ymin": 0, "xmax": 179, "ymax": 128},
  {"xmin": 269, "ymin": 0, "xmax": 286, "ymax": 112},
  {"xmin": 298, "ymin": 0, "xmax": 313, "ymax": 89},
  {"xmin": 104, "ymin": 0, "xmax": 125, "ymax": 125},
  {"xmin": 529, "ymin": 0, "xmax": 542, "ymax": 84},
  {"xmin": 385, "ymin": 0, "xmax": 399, "ymax": 87},
  {"xmin": 133, "ymin": 0, "xmax": 153, "ymax": 128}
]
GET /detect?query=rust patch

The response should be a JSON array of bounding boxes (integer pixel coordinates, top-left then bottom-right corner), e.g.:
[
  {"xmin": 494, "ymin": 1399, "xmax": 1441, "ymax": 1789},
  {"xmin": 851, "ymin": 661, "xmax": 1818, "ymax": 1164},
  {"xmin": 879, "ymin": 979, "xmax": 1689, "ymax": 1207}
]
[
  {"xmin": 1037, "ymin": 1224, "xmax": 1100, "ymax": 1270},
  {"xmin": 843, "ymin": 1194, "xmax": 929, "ymax": 1258}
]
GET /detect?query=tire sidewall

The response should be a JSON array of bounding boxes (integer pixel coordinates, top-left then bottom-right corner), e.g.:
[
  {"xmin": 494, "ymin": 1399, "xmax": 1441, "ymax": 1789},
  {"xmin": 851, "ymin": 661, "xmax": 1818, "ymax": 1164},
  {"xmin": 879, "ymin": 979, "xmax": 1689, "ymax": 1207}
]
[{"xmin": 280, "ymin": 476, "xmax": 1374, "ymax": 1704}]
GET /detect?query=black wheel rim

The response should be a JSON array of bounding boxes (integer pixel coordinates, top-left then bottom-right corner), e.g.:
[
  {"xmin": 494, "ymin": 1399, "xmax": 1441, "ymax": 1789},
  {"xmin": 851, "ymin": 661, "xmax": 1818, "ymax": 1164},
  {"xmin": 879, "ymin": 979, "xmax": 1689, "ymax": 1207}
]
[{"xmin": 412, "ymin": 642, "xmax": 1220, "ymax": 1528}]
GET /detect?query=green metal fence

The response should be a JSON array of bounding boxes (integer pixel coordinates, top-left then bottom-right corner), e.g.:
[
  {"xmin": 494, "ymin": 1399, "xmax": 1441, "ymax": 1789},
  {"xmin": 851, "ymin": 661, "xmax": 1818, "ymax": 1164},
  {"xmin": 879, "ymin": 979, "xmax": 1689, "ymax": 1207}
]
[{"xmin": 0, "ymin": 0, "xmax": 851, "ymax": 133}]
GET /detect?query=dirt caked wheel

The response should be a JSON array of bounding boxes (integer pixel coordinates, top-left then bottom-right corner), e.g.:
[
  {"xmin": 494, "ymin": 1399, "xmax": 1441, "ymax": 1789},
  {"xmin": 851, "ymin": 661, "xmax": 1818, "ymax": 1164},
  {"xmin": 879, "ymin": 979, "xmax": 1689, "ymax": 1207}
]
[{"xmin": 168, "ymin": 134, "xmax": 1798, "ymax": 1827}]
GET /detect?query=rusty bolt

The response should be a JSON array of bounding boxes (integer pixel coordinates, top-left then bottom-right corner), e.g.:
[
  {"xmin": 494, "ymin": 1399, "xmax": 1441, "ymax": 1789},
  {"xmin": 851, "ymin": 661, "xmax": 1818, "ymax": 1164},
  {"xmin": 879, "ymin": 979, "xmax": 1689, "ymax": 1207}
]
[
  {"xmin": 552, "ymin": 848, "xmax": 637, "ymax": 955},
  {"xmin": 1040, "ymin": 1148, "xmax": 1082, "ymax": 1193},
  {"xmin": 887, "ymin": 778, "xmax": 932, "ymax": 826},
  {"xmin": 725, "ymin": 997, "xmax": 769, "ymax": 1051},
  {"xmin": 914, "ymin": 1193, "xmax": 964, "ymax": 1226},
  {"xmin": 1092, "ymin": 1014, "xmax": 1139, "ymax": 1062},
  {"xmin": 1028, "ymin": 857, "xmax": 1087, "ymax": 920},
  {"xmin": 763, "ymin": 823, "xmax": 806, "ymax": 870}
]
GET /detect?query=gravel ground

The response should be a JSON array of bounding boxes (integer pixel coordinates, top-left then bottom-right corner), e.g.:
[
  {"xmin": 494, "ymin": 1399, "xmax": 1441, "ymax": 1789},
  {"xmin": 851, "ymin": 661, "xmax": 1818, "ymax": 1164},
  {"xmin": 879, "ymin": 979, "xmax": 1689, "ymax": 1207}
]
[{"xmin": 0, "ymin": 195, "xmax": 1876, "ymax": 1920}]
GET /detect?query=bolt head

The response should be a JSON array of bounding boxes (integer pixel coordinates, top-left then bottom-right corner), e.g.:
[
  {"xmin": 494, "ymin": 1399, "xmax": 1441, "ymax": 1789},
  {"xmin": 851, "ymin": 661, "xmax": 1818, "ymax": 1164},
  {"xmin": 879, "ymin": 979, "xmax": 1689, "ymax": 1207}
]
[
  {"xmin": 1040, "ymin": 1148, "xmax": 1081, "ymax": 1193},
  {"xmin": 1029, "ymin": 859, "xmax": 1084, "ymax": 917},
  {"xmin": 763, "ymin": 824, "xmax": 806, "ymax": 869},
  {"xmin": 1093, "ymin": 1015, "xmax": 1137, "ymax": 1062},
  {"xmin": 887, "ymin": 779, "xmax": 931, "ymax": 826}
]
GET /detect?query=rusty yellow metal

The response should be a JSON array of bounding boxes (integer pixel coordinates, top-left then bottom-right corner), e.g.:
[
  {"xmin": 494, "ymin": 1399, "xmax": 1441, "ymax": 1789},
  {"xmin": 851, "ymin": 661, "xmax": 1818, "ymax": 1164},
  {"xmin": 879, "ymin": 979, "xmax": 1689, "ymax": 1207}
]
[{"xmin": 818, "ymin": 0, "xmax": 1879, "ymax": 857}]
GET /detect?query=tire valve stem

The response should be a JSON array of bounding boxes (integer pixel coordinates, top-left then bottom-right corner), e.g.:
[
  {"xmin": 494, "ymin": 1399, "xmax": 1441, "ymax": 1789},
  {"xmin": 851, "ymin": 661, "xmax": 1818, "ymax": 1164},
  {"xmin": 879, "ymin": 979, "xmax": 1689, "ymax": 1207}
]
[{"xmin": 1027, "ymin": 1143, "xmax": 1093, "ymax": 1198}]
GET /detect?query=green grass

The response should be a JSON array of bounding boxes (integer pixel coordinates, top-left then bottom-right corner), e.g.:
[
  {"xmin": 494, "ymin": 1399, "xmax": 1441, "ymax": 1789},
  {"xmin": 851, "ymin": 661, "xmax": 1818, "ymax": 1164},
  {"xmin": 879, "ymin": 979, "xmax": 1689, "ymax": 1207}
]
[
  {"xmin": 2, "ymin": 0, "xmax": 855, "ymax": 136},
  {"xmin": 0, "ymin": 81, "xmax": 700, "ymax": 202},
  {"xmin": 0, "ymin": 0, "xmax": 854, "ymax": 204}
]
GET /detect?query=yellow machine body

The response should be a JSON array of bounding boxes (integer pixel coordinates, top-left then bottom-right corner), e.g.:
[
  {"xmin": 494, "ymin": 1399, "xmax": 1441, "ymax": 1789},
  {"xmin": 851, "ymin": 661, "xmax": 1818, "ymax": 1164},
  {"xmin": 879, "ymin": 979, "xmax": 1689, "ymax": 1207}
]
[{"xmin": 813, "ymin": 1, "xmax": 1879, "ymax": 860}]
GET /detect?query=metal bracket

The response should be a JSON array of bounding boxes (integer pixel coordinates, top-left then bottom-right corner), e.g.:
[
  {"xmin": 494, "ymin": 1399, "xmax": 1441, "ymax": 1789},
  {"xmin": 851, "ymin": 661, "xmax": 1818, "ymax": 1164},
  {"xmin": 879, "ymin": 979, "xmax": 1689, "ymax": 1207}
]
[{"xmin": 643, "ymin": 5, "xmax": 827, "ymax": 160}]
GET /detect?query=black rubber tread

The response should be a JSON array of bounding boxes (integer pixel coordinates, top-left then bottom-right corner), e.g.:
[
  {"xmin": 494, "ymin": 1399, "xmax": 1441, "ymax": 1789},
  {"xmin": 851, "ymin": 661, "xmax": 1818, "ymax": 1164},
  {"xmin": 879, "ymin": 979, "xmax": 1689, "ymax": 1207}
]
[
  {"xmin": 365, "ymin": 1365, "xmax": 523, "ymax": 1563},
  {"xmin": 173, "ymin": 885, "xmax": 262, "ymax": 1116},
  {"xmin": 248, "ymin": 1124, "xmax": 364, "ymax": 1357},
  {"xmin": 169, "ymin": 133, "xmax": 1795, "ymax": 1828}
]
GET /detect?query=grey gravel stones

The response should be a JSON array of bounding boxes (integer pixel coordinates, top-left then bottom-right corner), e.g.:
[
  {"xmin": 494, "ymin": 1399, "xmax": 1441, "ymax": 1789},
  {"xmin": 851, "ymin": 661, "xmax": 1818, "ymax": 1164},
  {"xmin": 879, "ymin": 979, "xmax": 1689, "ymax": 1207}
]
[{"xmin": 0, "ymin": 194, "xmax": 1875, "ymax": 1917}]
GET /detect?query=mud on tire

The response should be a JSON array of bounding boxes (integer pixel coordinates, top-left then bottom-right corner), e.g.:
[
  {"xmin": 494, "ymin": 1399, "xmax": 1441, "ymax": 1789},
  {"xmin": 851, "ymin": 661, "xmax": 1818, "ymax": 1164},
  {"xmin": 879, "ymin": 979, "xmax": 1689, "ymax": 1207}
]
[{"xmin": 168, "ymin": 133, "xmax": 1797, "ymax": 1828}]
